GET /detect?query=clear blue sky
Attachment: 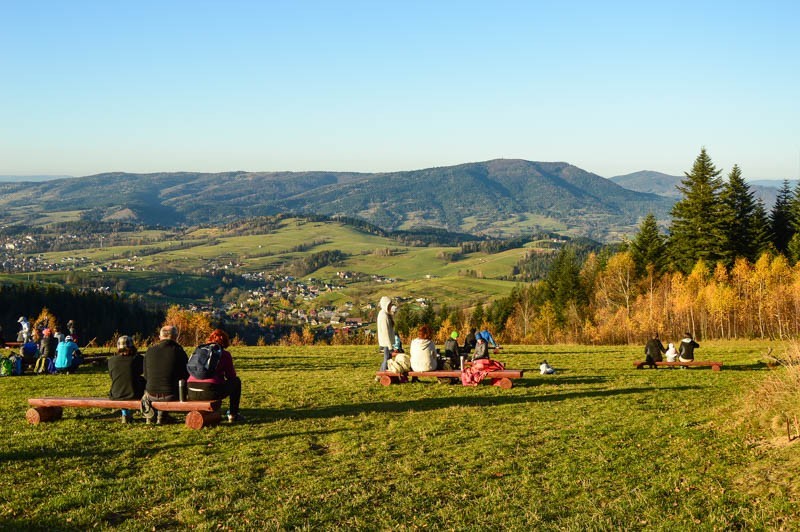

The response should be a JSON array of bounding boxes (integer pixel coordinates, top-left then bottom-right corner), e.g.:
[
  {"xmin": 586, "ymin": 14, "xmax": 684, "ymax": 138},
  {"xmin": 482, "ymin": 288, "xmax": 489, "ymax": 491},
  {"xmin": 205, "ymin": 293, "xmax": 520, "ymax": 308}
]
[{"xmin": 2, "ymin": 1, "xmax": 798, "ymax": 179}]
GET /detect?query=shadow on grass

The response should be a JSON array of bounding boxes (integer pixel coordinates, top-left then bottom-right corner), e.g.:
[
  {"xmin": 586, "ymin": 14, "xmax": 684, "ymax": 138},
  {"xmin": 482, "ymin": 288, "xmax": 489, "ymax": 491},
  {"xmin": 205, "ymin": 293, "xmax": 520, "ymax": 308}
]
[
  {"xmin": 2, "ymin": 428, "xmax": 343, "ymax": 463},
  {"xmin": 720, "ymin": 362, "xmax": 772, "ymax": 371},
  {"xmin": 245, "ymin": 385, "xmax": 702, "ymax": 424}
]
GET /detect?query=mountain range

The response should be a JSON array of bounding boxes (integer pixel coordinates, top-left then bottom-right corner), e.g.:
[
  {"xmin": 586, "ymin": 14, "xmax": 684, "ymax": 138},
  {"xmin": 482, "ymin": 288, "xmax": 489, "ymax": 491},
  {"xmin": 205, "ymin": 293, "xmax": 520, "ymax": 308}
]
[
  {"xmin": 0, "ymin": 159, "xmax": 679, "ymax": 241},
  {"xmin": 609, "ymin": 171, "xmax": 790, "ymax": 208}
]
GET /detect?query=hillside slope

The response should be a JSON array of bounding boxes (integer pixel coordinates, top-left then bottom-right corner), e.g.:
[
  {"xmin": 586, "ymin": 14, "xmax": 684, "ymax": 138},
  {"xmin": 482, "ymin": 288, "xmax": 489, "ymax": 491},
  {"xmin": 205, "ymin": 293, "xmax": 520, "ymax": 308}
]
[{"xmin": 0, "ymin": 160, "xmax": 673, "ymax": 241}]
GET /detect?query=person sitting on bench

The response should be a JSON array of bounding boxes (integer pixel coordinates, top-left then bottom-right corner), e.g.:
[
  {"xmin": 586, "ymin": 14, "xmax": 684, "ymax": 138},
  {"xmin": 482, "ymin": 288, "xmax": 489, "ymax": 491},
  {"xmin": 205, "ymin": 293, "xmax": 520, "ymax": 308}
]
[
  {"xmin": 187, "ymin": 329, "xmax": 243, "ymax": 423},
  {"xmin": 142, "ymin": 325, "xmax": 189, "ymax": 425},
  {"xmin": 108, "ymin": 335, "xmax": 145, "ymax": 424},
  {"xmin": 644, "ymin": 333, "xmax": 666, "ymax": 369},
  {"xmin": 678, "ymin": 332, "xmax": 700, "ymax": 367},
  {"xmin": 471, "ymin": 336, "xmax": 489, "ymax": 362},
  {"xmin": 443, "ymin": 331, "xmax": 464, "ymax": 369},
  {"xmin": 665, "ymin": 342, "xmax": 678, "ymax": 363},
  {"xmin": 410, "ymin": 325, "xmax": 438, "ymax": 372}
]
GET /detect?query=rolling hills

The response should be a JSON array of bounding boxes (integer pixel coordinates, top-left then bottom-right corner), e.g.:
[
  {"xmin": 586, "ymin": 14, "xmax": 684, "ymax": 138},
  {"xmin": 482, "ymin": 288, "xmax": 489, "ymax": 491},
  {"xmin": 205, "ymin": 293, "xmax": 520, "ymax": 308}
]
[{"xmin": 0, "ymin": 159, "xmax": 673, "ymax": 241}]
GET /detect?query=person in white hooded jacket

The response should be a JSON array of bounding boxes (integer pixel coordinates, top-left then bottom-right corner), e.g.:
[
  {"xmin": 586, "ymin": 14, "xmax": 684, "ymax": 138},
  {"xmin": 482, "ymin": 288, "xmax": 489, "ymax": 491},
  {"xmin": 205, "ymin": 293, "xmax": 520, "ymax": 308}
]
[{"xmin": 376, "ymin": 296, "xmax": 396, "ymax": 371}]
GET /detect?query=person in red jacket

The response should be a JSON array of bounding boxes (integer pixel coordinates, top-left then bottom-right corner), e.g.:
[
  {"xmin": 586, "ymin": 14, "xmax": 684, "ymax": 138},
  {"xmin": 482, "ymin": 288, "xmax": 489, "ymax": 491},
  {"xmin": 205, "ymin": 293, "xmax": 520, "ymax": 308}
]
[{"xmin": 187, "ymin": 329, "xmax": 243, "ymax": 422}]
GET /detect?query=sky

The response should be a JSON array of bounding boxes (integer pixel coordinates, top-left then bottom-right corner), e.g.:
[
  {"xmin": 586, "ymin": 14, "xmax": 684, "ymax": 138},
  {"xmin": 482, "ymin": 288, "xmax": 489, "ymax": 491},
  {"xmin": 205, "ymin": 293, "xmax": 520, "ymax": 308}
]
[{"xmin": 1, "ymin": 1, "xmax": 798, "ymax": 180}]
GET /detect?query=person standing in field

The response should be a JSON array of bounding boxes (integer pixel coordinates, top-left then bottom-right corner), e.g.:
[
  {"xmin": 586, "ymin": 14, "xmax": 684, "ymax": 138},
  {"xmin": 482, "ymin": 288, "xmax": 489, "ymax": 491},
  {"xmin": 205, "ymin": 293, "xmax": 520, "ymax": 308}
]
[
  {"xmin": 644, "ymin": 333, "xmax": 666, "ymax": 369},
  {"xmin": 376, "ymin": 296, "xmax": 396, "ymax": 372},
  {"xmin": 17, "ymin": 316, "xmax": 31, "ymax": 343}
]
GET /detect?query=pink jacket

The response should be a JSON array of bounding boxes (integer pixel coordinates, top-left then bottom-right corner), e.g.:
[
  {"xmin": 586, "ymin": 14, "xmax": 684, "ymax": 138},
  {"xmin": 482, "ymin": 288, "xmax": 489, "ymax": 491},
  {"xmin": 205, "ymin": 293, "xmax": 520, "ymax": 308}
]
[{"xmin": 460, "ymin": 358, "xmax": 505, "ymax": 386}]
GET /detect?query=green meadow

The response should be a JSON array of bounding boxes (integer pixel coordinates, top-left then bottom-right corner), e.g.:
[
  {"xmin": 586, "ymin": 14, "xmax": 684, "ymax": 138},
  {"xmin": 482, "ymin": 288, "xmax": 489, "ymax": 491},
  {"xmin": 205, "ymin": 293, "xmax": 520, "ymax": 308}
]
[
  {"xmin": 16, "ymin": 218, "xmax": 532, "ymax": 306},
  {"xmin": 2, "ymin": 341, "xmax": 798, "ymax": 530}
]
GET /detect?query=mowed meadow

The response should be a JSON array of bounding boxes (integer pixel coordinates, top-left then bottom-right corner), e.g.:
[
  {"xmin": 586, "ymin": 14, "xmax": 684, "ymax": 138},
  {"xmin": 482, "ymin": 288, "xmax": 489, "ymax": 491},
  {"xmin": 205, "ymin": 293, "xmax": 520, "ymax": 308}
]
[{"xmin": 2, "ymin": 341, "xmax": 799, "ymax": 530}]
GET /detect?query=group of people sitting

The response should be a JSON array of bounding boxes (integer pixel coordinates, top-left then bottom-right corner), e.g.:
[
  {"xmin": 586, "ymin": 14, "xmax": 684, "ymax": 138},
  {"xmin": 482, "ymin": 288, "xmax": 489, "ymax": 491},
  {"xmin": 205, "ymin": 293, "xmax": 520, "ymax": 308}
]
[
  {"xmin": 377, "ymin": 295, "xmax": 503, "ymax": 375},
  {"xmin": 644, "ymin": 332, "xmax": 700, "ymax": 368},
  {"xmin": 108, "ymin": 325, "xmax": 243, "ymax": 424},
  {"xmin": 15, "ymin": 329, "xmax": 84, "ymax": 375}
]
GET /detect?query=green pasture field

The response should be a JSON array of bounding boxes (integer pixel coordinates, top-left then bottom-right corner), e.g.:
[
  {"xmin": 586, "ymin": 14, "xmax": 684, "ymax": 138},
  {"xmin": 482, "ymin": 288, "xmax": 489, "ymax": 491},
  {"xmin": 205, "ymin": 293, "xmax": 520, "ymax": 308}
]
[
  {"xmin": 16, "ymin": 218, "xmax": 531, "ymax": 307},
  {"xmin": 2, "ymin": 340, "xmax": 798, "ymax": 530}
]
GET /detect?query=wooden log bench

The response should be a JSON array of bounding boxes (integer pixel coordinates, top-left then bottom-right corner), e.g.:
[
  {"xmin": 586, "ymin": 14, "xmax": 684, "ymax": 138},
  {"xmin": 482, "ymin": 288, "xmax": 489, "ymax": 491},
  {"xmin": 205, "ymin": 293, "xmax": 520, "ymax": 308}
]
[
  {"xmin": 633, "ymin": 360, "xmax": 723, "ymax": 371},
  {"xmin": 26, "ymin": 397, "xmax": 223, "ymax": 429},
  {"xmin": 81, "ymin": 352, "xmax": 113, "ymax": 366},
  {"xmin": 376, "ymin": 369, "xmax": 524, "ymax": 389}
]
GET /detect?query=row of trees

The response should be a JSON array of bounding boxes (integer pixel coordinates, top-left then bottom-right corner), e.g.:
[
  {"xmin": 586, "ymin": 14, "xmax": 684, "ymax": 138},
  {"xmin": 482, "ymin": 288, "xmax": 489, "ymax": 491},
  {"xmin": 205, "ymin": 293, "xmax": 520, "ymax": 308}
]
[
  {"xmin": 498, "ymin": 252, "xmax": 800, "ymax": 344},
  {"xmin": 0, "ymin": 283, "xmax": 164, "ymax": 345},
  {"xmin": 664, "ymin": 147, "xmax": 800, "ymax": 271},
  {"xmin": 493, "ymin": 148, "xmax": 800, "ymax": 344}
]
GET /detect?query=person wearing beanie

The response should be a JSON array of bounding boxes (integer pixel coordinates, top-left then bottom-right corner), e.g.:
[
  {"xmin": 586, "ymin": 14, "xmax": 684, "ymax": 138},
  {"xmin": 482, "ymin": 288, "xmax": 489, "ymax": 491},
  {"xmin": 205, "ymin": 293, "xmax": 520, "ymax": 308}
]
[
  {"xmin": 108, "ymin": 335, "xmax": 145, "ymax": 423},
  {"xmin": 443, "ymin": 331, "xmax": 464, "ymax": 369}
]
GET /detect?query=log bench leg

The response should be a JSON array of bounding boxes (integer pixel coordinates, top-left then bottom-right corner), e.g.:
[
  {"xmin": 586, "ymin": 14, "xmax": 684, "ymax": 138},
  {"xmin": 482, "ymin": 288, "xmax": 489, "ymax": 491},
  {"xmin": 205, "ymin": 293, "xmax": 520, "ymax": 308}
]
[
  {"xmin": 26, "ymin": 406, "xmax": 63, "ymax": 425},
  {"xmin": 492, "ymin": 377, "xmax": 514, "ymax": 390},
  {"xmin": 185, "ymin": 410, "xmax": 222, "ymax": 430},
  {"xmin": 379, "ymin": 375, "xmax": 398, "ymax": 386}
]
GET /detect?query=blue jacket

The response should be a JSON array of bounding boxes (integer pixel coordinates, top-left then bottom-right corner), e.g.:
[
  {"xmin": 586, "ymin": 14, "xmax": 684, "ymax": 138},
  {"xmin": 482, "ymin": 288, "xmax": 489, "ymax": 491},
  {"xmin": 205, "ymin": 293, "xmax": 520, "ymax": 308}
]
[{"xmin": 55, "ymin": 340, "xmax": 79, "ymax": 369}]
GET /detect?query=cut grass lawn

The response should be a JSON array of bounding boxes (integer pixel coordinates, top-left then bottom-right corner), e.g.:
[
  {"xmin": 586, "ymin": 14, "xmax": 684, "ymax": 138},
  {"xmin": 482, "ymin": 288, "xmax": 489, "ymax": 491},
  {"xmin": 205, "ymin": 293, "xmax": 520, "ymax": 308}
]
[{"xmin": 2, "ymin": 341, "xmax": 798, "ymax": 530}]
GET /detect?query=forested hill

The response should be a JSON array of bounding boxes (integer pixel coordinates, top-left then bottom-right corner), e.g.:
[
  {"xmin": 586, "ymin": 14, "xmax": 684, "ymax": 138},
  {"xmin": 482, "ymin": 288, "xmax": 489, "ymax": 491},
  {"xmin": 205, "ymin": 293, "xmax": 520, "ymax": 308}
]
[{"xmin": 0, "ymin": 159, "xmax": 673, "ymax": 241}]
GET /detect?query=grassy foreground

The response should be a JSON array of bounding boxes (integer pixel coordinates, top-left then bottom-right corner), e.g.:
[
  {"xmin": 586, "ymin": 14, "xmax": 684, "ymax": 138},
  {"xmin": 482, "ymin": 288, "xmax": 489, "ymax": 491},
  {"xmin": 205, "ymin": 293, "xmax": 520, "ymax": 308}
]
[{"xmin": 1, "ymin": 341, "xmax": 798, "ymax": 530}]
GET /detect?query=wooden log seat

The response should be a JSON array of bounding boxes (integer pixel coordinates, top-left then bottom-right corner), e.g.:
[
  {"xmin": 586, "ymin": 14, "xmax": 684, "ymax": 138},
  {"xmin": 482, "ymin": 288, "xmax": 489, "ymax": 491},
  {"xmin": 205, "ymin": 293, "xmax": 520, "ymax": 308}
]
[
  {"xmin": 633, "ymin": 360, "xmax": 723, "ymax": 371},
  {"xmin": 26, "ymin": 397, "xmax": 222, "ymax": 429},
  {"xmin": 375, "ymin": 369, "xmax": 524, "ymax": 389}
]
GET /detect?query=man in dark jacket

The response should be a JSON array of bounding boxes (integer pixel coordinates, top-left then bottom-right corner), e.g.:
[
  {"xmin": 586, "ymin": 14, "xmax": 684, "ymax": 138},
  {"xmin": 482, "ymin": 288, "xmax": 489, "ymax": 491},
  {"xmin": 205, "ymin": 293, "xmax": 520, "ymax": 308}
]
[
  {"xmin": 644, "ymin": 333, "xmax": 666, "ymax": 369},
  {"xmin": 142, "ymin": 325, "xmax": 189, "ymax": 424}
]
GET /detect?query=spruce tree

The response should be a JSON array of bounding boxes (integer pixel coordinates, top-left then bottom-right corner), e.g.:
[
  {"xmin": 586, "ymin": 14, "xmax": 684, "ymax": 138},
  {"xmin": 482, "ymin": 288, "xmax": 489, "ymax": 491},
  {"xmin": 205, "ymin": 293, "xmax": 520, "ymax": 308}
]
[
  {"xmin": 770, "ymin": 180, "xmax": 794, "ymax": 253},
  {"xmin": 630, "ymin": 213, "xmax": 666, "ymax": 275},
  {"xmin": 544, "ymin": 246, "xmax": 585, "ymax": 325},
  {"xmin": 668, "ymin": 148, "xmax": 726, "ymax": 272},
  {"xmin": 751, "ymin": 198, "xmax": 773, "ymax": 257},
  {"xmin": 719, "ymin": 164, "xmax": 758, "ymax": 262},
  {"xmin": 790, "ymin": 180, "xmax": 800, "ymax": 233}
]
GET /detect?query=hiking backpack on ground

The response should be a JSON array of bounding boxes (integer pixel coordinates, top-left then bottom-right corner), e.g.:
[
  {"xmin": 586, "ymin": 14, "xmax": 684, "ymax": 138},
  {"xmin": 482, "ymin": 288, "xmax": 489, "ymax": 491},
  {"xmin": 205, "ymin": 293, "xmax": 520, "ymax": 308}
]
[{"xmin": 187, "ymin": 343, "xmax": 223, "ymax": 379}]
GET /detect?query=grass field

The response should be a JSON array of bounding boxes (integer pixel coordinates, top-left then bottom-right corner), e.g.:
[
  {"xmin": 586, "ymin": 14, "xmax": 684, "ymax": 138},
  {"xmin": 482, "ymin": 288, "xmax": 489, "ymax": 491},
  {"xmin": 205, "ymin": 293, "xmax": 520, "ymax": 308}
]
[{"xmin": 2, "ymin": 340, "xmax": 798, "ymax": 530}]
